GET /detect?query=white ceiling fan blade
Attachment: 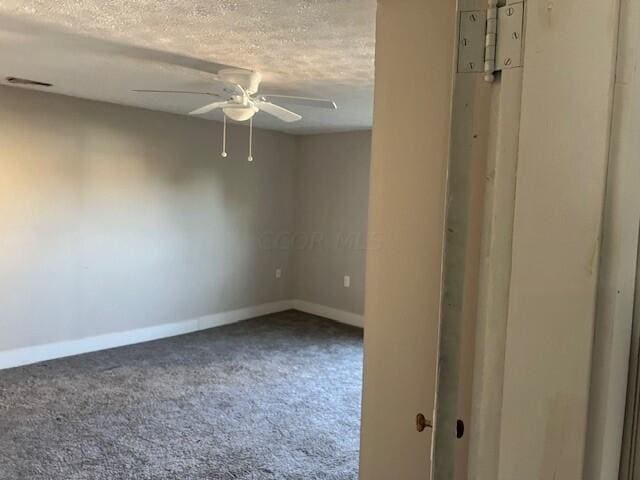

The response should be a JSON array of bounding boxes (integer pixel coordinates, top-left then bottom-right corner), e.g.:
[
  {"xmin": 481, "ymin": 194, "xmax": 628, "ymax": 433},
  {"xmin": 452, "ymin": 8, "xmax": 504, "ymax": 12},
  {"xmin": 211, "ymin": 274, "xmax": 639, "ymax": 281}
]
[
  {"xmin": 255, "ymin": 101, "xmax": 302, "ymax": 122},
  {"xmin": 259, "ymin": 94, "xmax": 337, "ymax": 110},
  {"xmin": 133, "ymin": 89, "xmax": 222, "ymax": 97},
  {"xmin": 189, "ymin": 101, "xmax": 229, "ymax": 115}
]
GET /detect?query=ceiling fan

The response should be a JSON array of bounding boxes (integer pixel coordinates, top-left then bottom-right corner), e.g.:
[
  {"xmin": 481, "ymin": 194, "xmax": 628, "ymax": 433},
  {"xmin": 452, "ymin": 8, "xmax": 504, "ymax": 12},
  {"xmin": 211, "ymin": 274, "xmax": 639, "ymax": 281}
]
[
  {"xmin": 134, "ymin": 69, "xmax": 337, "ymax": 161},
  {"xmin": 135, "ymin": 69, "xmax": 337, "ymax": 123}
]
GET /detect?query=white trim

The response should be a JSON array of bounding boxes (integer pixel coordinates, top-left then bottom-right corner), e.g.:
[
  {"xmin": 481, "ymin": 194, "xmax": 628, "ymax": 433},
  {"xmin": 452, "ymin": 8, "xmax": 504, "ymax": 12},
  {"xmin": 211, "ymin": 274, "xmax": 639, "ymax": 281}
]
[
  {"xmin": 291, "ymin": 299, "xmax": 364, "ymax": 328},
  {"xmin": 0, "ymin": 299, "xmax": 363, "ymax": 370},
  {"xmin": 0, "ymin": 300, "xmax": 292, "ymax": 370}
]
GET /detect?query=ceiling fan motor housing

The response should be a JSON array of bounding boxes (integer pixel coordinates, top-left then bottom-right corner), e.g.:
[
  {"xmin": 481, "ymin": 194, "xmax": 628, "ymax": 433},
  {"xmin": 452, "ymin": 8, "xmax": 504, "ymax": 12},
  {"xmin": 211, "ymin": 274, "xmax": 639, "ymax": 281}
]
[{"xmin": 218, "ymin": 69, "xmax": 262, "ymax": 95}]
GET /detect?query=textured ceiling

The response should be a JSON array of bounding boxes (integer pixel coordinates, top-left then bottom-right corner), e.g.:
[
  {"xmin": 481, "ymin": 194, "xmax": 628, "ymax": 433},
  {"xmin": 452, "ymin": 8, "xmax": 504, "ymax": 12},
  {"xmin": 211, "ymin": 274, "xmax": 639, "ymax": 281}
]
[{"xmin": 0, "ymin": 0, "xmax": 376, "ymax": 134}]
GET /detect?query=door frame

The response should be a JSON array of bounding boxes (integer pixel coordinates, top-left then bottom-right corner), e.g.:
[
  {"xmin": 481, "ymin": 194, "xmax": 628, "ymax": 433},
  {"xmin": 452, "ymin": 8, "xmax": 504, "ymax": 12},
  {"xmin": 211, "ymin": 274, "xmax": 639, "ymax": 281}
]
[
  {"xmin": 465, "ymin": 0, "xmax": 623, "ymax": 477},
  {"xmin": 618, "ymin": 237, "xmax": 640, "ymax": 479},
  {"xmin": 586, "ymin": 1, "xmax": 640, "ymax": 478}
]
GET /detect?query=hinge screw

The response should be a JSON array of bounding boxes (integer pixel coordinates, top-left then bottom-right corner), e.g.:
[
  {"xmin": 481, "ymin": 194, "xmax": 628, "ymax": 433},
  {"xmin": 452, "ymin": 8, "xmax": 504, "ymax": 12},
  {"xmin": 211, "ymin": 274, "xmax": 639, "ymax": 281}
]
[
  {"xmin": 504, "ymin": 58, "xmax": 512, "ymax": 66},
  {"xmin": 469, "ymin": 13, "xmax": 477, "ymax": 22},
  {"xmin": 512, "ymin": 31, "xmax": 520, "ymax": 40}
]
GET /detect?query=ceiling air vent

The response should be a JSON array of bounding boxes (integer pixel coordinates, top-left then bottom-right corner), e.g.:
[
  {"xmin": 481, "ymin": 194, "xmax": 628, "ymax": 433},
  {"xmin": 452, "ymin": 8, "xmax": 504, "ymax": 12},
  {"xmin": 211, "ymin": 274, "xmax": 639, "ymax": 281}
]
[{"xmin": 6, "ymin": 76, "xmax": 53, "ymax": 87}]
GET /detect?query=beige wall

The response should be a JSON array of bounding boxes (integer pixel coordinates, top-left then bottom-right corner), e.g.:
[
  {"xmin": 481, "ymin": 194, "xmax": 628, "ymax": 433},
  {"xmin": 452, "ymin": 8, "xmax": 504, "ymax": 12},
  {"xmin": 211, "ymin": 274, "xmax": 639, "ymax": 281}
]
[
  {"xmin": 0, "ymin": 86, "xmax": 295, "ymax": 352},
  {"xmin": 293, "ymin": 131, "xmax": 371, "ymax": 315},
  {"xmin": 0, "ymin": 86, "xmax": 371, "ymax": 355}
]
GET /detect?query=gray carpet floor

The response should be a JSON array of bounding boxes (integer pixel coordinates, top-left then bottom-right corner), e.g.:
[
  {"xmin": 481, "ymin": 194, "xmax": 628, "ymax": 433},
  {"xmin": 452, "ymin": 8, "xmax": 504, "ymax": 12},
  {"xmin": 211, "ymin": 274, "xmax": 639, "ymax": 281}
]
[{"xmin": 0, "ymin": 310, "xmax": 363, "ymax": 480}]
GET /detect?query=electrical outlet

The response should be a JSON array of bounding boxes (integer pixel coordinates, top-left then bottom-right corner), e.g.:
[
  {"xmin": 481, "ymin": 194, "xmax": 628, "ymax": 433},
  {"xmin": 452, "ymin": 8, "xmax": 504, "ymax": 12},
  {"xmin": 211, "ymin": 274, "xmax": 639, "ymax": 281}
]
[
  {"xmin": 343, "ymin": 275, "xmax": 351, "ymax": 288},
  {"xmin": 275, "ymin": 268, "xmax": 282, "ymax": 279}
]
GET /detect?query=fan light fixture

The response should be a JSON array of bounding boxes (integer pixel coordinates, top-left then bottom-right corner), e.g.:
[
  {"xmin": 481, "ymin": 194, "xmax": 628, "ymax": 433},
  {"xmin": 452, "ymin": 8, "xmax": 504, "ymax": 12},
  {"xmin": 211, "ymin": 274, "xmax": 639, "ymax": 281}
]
[{"xmin": 223, "ymin": 106, "xmax": 257, "ymax": 122}]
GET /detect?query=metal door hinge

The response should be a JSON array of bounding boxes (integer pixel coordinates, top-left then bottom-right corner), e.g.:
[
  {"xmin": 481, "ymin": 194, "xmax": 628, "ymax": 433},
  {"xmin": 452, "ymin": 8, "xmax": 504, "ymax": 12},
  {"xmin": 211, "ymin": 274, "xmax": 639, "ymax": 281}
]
[{"xmin": 457, "ymin": 1, "xmax": 524, "ymax": 81}]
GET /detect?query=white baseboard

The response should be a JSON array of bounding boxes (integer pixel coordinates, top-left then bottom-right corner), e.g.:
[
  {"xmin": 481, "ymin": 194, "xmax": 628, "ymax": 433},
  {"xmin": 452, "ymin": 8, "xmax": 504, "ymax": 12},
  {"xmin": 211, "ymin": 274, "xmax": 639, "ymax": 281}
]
[
  {"xmin": 0, "ymin": 300, "xmax": 292, "ymax": 370},
  {"xmin": 291, "ymin": 299, "xmax": 364, "ymax": 328},
  {"xmin": 0, "ymin": 299, "xmax": 363, "ymax": 370}
]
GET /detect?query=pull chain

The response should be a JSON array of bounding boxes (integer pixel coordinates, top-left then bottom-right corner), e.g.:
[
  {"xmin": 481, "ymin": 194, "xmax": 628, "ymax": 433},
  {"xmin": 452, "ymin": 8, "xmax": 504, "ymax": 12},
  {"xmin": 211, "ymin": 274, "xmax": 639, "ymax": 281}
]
[
  {"xmin": 248, "ymin": 117, "xmax": 253, "ymax": 162},
  {"xmin": 221, "ymin": 114, "xmax": 227, "ymax": 157}
]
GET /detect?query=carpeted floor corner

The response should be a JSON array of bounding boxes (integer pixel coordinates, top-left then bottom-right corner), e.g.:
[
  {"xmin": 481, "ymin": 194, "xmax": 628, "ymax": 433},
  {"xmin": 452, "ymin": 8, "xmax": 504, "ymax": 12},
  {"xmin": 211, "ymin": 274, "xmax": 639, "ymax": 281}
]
[{"xmin": 0, "ymin": 310, "xmax": 363, "ymax": 480}]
